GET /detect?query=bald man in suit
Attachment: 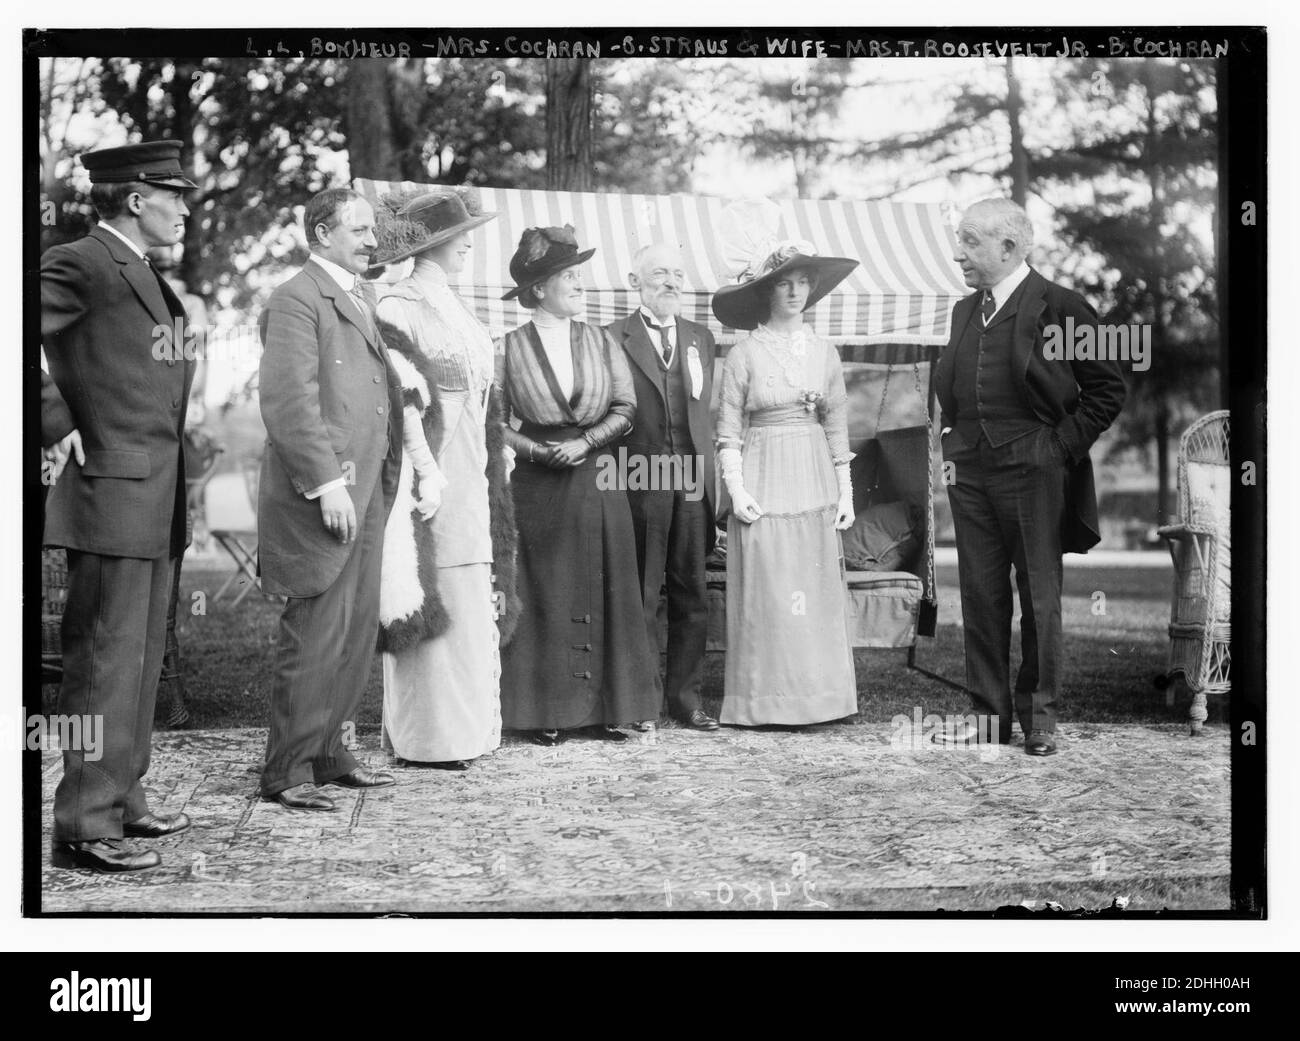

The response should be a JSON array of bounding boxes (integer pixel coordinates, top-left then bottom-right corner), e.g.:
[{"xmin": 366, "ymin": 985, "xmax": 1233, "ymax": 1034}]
[{"xmin": 936, "ymin": 198, "xmax": 1126, "ymax": 756}]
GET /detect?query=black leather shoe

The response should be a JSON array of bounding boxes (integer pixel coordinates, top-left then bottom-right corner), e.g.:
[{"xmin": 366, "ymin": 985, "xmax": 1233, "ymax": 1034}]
[
  {"xmin": 529, "ymin": 729, "xmax": 565, "ymax": 747},
  {"xmin": 266, "ymin": 783, "xmax": 336, "ymax": 811},
  {"xmin": 1026, "ymin": 731, "xmax": 1058, "ymax": 756},
  {"xmin": 681, "ymin": 710, "xmax": 720, "ymax": 731},
  {"xmin": 596, "ymin": 725, "xmax": 628, "ymax": 742},
  {"xmin": 124, "ymin": 811, "xmax": 191, "ymax": 838},
  {"xmin": 330, "ymin": 766, "xmax": 396, "ymax": 788},
  {"xmin": 51, "ymin": 839, "xmax": 161, "ymax": 872},
  {"xmin": 429, "ymin": 760, "xmax": 470, "ymax": 771}
]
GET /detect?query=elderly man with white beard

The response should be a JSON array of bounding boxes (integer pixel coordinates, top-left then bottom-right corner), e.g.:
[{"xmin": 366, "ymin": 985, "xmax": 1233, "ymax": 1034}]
[{"xmin": 605, "ymin": 243, "xmax": 720, "ymax": 731}]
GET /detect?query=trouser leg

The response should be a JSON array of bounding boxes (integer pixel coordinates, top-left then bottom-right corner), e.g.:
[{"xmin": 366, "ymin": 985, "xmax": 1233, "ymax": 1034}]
[
  {"xmin": 1004, "ymin": 431, "xmax": 1066, "ymax": 735},
  {"xmin": 627, "ymin": 485, "xmax": 672, "ymax": 712},
  {"xmin": 53, "ymin": 551, "xmax": 170, "ymax": 842},
  {"xmin": 261, "ymin": 492, "xmax": 384, "ymax": 794},
  {"xmin": 122, "ymin": 555, "xmax": 174, "ymax": 820},
  {"xmin": 945, "ymin": 441, "xmax": 1014, "ymax": 736},
  {"xmin": 664, "ymin": 489, "xmax": 708, "ymax": 720},
  {"xmin": 324, "ymin": 487, "xmax": 385, "ymax": 776}
]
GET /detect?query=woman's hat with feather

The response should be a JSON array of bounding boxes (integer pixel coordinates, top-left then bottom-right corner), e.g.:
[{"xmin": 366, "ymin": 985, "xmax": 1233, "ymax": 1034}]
[
  {"xmin": 371, "ymin": 185, "xmax": 495, "ymax": 267},
  {"xmin": 710, "ymin": 198, "xmax": 858, "ymax": 331},
  {"xmin": 501, "ymin": 225, "xmax": 596, "ymax": 302}
]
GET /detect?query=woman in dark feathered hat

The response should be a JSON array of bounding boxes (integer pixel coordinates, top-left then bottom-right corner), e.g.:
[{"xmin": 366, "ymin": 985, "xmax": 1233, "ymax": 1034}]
[
  {"xmin": 495, "ymin": 225, "xmax": 659, "ymax": 746},
  {"xmin": 369, "ymin": 185, "xmax": 518, "ymax": 771}
]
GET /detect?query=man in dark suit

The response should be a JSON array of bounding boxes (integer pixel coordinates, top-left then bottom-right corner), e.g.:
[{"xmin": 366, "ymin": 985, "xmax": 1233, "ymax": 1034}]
[
  {"xmin": 935, "ymin": 198, "xmax": 1126, "ymax": 756},
  {"xmin": 257, "ymin": 188, "xmax": 403, "ymax": 810},
  {"xmin": 606, "ymin": 243, "xmax": 720, "ymax": 731},
  {"xmin": 42, "ymin": 141, "xmax": 197, "ymax": 871}
]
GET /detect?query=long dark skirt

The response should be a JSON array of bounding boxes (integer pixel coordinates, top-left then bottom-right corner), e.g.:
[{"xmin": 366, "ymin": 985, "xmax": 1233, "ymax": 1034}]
[{"xmin": 501, "ymin": 449, "xmax": 659, "ymax": 730}]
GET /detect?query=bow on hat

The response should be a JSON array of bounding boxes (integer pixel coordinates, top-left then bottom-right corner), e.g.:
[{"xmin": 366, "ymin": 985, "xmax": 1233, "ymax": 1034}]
[{"xmin": 718, "ymin": 198, "xmax": 817, "ymax": 284}]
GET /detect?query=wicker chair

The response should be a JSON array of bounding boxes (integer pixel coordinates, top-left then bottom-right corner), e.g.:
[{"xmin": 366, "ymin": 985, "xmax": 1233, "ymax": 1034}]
[
  {"xmin": 40, "ymin": 549, "xmax": 68, "ymax": 683},
  {"xmin": 1156, "ymin": 410, "xmax": 1231, "ymax": 735}
]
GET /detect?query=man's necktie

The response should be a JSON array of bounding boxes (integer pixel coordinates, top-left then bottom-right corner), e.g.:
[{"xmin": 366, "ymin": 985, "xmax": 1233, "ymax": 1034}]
[
  {"xmin": 657, "ymin": 324, "xmax": 674, "ymax": 367},
  {"xmin": 349, "ymin": 280, "xmax": 377, "ymax": 340},
  {"xmin": 980, "ymin": 289, "xmax": 996, "ymax": 327},
  {"xmin": 645, "ymin": 317, "xmax": 673, "ymax": 366}
]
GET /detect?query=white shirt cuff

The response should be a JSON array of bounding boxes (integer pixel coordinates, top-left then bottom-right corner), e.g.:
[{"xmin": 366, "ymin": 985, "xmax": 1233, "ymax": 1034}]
[{"xmin": 305, "ymin": 477, "xmax": 347, "ymax": 500}]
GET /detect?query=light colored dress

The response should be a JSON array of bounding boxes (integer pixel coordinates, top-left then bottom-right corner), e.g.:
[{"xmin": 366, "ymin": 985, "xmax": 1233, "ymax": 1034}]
[
  {"xmin": 716, "ymin": 324, "xmax": 857, "ymax": 725},
  {"xmin": 377, "ymin": 263, "xmax": 501, "ymax": 762}
]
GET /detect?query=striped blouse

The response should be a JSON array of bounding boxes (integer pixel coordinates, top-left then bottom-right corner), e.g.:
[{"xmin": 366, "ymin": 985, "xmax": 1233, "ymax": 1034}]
[{"xmin": 497, "ymin": 319, "xmax": 636, "ymax": 429}]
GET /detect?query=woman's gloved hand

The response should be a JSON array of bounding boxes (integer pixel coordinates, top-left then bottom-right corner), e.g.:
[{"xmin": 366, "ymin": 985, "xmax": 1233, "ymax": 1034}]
[
  {"xmin": 414, "ymin": 469, "xmax": 448, "ymax": 521},
  {"xmin": 834, "ymin": 462, "xmax": 854, "ymax": 531}
]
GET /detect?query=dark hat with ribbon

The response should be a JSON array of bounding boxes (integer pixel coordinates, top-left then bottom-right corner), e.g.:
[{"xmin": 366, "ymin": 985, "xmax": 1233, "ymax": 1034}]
[
  {"xmin": 502, "ymin": 225, "xmax": 596, "ymax": 301},
  {"xmin": 371, "ymin": 187, "xmax": 496, "ymax": 267},
  {"xmin": 80, "ymin": 139, "xmax": 198, "ymax": 191},
  {"xmin": 710, "ymin": 245, "xmax": 858, "ymax": 331}
]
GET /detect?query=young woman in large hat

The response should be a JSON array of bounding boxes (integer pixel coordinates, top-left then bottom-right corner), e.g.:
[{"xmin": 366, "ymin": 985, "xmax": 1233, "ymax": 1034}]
[
  {"xmin": 370, "ymin": 186, "xmax": 519, "ymax": 771},
  {"xmin": 712, "ymin": 200, "xmax": 860, "ymax": 726},
  {"xmin": 496, "ymin": 225, "xmax": 659, "ymax": 745}
]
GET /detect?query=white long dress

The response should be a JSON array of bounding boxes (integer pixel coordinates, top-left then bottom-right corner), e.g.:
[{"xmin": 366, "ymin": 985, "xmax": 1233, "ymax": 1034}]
[
  {"xmin": 716, "ymin": 325, "xmax": 857, "ymax": 725},
  {"xmin": 377, "ymin": 263, "xmax": 502, "ymax": 762}
]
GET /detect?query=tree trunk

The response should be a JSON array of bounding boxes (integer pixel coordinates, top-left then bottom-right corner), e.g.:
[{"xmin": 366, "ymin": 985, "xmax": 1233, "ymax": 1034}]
[
  {"xmin": 1005, "ymin": 56, "xmax": 1029, "ymax": 207},
  {"xmin": 169, "ymin": 61, "xmax": 202, "ymax": 292},
  {"xmin": 545, "ymin": 59, "xmax": 593, "ymax": 191},
  {"xmin": 1141, "ymin": 67, "xmax": 1172, "ymax": 522},
  {"xmin": 392, "ymin": 59, "xmax": 429, "ymax": 182},
  {"xmin": 345, "ymin": 59, "xmax": 402, "ymax": 181},
  {"xmin": 344, "ymin": 58, "xmax": 428, "ymax": 183}
]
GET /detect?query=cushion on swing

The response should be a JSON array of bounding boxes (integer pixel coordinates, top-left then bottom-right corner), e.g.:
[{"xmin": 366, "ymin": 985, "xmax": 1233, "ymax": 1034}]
[
  {"xmin": 840, "ymin": 500, "xmax": 921, "ymax": 572},
  {"xmin": 843, "ymin": 570, "xmax": 923, "ymax": 648}
]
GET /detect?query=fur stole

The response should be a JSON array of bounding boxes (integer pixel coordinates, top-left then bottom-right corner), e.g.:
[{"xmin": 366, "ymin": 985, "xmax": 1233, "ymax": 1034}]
[{"xmin": 377, "ymin": 318, "xmax": 520, "ymax": 653}]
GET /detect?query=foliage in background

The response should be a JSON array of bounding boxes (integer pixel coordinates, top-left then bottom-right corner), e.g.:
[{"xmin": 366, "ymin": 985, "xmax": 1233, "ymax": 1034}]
[{"xmin": 38, "ymin": 55, "xmax": 1222, "ymax": 513}]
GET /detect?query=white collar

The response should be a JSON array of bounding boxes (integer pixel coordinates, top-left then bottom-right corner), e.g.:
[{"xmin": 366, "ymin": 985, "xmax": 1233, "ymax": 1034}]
[
  {"xmin": 411, "ymin": 257, "xmax": 450, "ymax": 290},
  {"xmin": 638, "ymin": 305, "xmax": 677, "ymax": 332},
  {"xmin": 531, "ymin": 308, "xmax": 571, "ymax": 331},
  {"xmin": 987, "ymin": 262, "xmax": 1031, "ymax": 313},
  {"xmin": 309, "ymin": 253, "xmax": 361, "ymax": 292},
  {"xmin": 97, "ymin": 221, "xmax": 147, "ymax": 261}
]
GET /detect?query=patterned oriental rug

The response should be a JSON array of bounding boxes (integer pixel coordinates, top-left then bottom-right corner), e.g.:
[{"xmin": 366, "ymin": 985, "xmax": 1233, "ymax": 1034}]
[{"xmin": 38, "ymin": 723, "xmax": 1229, "ymax": 913}]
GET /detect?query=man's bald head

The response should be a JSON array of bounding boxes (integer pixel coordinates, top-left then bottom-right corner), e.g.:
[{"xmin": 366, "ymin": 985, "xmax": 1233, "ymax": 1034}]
[{"xmin": 953, "ymin": 198, "xmax": 1034, "ymax": 290}]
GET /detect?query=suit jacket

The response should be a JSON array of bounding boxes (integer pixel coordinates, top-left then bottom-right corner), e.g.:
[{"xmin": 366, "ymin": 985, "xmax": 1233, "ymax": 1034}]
[
  {"xmin": 41, "ymin": 226, "xmax": 194, "ymax": 558},
  {"xmin": 256, "ymin": 262, "xmax": 403, "ymax": 598},
  {"xmin": 41, "ymin": 370, "xmax": 75, "ymax": 447},
  {"xmin": 935, "ymin": 268, "xmax": 1127, "ymax": 553},
  {"xmin": 606, "ymin": 312, "xmax": 718, "ymax": 550}
]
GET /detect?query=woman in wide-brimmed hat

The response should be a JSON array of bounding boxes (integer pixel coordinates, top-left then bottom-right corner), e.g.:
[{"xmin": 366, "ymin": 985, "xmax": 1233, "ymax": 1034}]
[
  {"xmin": 370, "ymin": 186, "xmax": 519, "ymax": 771},
  {"xmin": 711, "ymin": 199, "xmax": 860, "ymax": 726},
  {"xmin": 496, "ymin": 225, "xmax": 659, "ymax": 746}
]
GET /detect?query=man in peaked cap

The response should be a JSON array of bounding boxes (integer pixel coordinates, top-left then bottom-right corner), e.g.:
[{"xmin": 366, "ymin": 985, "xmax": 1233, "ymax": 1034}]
[{"xmin": 42, "ymin": 140, "xmax": 198, "ymax": 872}]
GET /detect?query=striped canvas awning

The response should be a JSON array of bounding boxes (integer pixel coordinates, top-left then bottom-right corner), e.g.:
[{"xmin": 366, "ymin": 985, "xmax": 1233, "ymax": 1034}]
[{"xmin": 353, "ymin": 180, "xmax": 967, "ymax": 347}]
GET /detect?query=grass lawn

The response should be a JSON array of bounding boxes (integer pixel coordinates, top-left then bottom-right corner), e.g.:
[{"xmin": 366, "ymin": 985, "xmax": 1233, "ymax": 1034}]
[{"xmin": 45, "ymin": 557, "xmax": 1218, "ymax": 732}]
